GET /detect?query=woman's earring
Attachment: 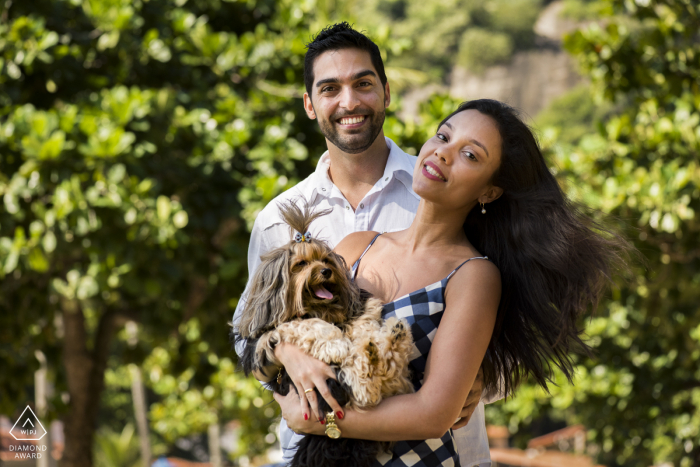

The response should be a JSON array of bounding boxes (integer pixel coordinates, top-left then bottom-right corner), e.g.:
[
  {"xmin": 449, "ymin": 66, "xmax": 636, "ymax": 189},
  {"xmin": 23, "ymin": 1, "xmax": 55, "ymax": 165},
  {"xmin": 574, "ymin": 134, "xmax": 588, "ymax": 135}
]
[{"xmin": 481, "ymin": 202, "xmax": 486, "ymax": 214}]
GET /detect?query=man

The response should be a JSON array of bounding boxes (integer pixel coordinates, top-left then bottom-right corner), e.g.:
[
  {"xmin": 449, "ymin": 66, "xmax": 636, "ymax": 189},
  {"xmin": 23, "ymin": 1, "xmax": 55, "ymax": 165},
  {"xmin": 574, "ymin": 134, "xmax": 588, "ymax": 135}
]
[{"xmin": 233, "ymin": 22, "xmax": 494, "ymax": 466}]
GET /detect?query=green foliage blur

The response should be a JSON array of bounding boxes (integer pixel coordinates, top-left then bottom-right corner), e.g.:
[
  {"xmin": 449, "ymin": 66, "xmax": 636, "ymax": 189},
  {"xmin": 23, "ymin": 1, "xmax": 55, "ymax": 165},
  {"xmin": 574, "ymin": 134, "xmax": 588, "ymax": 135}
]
[
  {"xmin": 0, "ymin": 0, "xmax": 326, "ymax": 461},
  {"xmin": 1, "ymin": 0, "xmax": 698, "ymax": 466},
  {"xmin": 353, "ymin": 0, "xmax": 544, "ymax": 77},
  {"xmin": 94, "ymin": 424, "xmax": 146, "ymax": 467},
  {"xmin": 484, "ymin": 1, "xmax": 700, "ymax": 466}
]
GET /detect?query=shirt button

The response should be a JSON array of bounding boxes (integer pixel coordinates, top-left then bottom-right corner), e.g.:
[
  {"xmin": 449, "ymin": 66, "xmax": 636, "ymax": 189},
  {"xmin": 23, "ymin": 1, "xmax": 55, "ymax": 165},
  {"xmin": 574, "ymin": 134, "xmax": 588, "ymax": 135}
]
[
  {"xmin": 346, "ymin": 206, "xmax": 350, "ymax": 210},
  {"xmin": 385, "ymin": 177, "xmax": 389, "ymax": 181},
  {"xmin": 360, "ymin": 203, "xmax": 364, "ymax": 209},
  {"xmin": 322, "ymin": 188, "xmax": 326, "ymax": 191}
]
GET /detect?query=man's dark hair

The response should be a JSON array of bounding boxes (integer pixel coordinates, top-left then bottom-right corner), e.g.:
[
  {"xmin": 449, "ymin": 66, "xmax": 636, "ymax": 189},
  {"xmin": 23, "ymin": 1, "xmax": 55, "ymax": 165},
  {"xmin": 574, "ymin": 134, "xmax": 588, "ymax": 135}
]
[{"xmin": 304, "ymin": 22, "xmax": 387, "ymax": 97}]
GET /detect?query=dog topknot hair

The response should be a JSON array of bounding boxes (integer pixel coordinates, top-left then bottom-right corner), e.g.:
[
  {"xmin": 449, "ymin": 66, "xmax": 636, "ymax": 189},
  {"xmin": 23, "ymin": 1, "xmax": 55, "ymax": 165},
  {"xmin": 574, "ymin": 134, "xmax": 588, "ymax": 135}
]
[{"xmin": 279, "ymin": 200, "xmax": 331, "ymax": 240}]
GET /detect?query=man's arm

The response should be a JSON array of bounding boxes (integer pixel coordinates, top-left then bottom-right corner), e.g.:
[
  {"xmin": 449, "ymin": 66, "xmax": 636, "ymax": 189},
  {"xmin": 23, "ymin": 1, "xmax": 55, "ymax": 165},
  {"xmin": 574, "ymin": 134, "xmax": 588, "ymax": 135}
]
[{"xmin": 482, "ymin": 373, "xmax": 506, "ymax": 404}]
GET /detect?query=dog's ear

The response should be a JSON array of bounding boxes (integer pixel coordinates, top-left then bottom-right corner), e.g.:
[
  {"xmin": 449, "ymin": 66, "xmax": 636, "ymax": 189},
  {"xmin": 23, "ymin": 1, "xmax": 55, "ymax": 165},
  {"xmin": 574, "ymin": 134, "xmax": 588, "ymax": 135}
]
[
  {"xmin": 328, "ymin": 249, "xmax": 349, "ymax": 271},
  {"xmin": 238, "ymin": 247, "xmax": 291, "ymax": 338},
  {"xmin": 328, "ymin": 250, "xmax": 362, "ymax": 314}
]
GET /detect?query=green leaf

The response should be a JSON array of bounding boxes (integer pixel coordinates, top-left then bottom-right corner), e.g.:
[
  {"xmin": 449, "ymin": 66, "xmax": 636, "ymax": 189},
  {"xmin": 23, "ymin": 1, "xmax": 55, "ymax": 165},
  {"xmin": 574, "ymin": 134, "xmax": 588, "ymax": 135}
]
[
  {"xmin": 42, "ymin": 231, "xmax": 57, "ymax": 253},
  {"xmin": 173, "ymin": 210, "xmax": 188, "ymax": 229},
  {"xmin": 39, "ymin": 131, "xmax": 65, "ymax": 159},
  {"xmin": 156, "ymin": 196, "xmax": 171, "ymax": 221},
  {"xmin": 27, "ymin": 248, "xmax": 49, "ymax": 272}
]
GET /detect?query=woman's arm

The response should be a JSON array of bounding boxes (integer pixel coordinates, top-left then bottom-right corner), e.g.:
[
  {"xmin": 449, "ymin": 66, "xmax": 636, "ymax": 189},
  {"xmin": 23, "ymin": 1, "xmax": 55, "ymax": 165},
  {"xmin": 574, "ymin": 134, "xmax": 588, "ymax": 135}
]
[{"xmin": 277, "ymin": 258, "xmax": 501, "ymax": 440}]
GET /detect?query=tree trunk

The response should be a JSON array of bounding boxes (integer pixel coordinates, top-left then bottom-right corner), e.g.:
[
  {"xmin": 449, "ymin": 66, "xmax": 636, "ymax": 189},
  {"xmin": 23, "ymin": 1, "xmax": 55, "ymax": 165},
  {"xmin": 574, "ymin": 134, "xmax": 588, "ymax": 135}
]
[{"xmin": 60, "ymin": 300, "xmax": 116, "ymax": 467}]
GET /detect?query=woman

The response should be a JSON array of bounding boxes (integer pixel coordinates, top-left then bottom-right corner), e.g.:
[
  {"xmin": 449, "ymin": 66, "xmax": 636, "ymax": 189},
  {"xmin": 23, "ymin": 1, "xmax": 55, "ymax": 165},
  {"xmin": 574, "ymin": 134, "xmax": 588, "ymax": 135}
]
[{"xmin": 272, "ymin": 99, "xmax": 624, "ymax": 465}]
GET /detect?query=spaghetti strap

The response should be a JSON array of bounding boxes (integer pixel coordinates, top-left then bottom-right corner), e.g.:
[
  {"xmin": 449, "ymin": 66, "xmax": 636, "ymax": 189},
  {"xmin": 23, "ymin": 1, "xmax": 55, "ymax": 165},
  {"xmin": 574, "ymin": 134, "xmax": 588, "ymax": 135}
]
[
  {"xmin": 351, "ymin": 233, "xmax": 383, "ymax": 280},
  {"xmin": 445, "ymin": 256, "xmax": 489, "ymax": 281}
]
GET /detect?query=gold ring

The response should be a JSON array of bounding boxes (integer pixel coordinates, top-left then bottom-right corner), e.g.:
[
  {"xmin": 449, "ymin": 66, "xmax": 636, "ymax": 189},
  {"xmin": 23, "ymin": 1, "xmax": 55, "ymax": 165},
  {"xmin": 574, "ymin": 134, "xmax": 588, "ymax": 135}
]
[{"xmin": 304, "ymin": 388, "xmax": 314, "ymax": 394}]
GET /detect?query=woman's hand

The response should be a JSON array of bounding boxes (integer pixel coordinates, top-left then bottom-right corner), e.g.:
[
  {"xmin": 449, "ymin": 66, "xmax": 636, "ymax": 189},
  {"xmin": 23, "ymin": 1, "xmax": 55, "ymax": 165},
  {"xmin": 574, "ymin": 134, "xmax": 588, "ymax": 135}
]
[
  {"xmin": 274, "ymin": 389, "xmax": 325, "ymax": 436},
  {"xmin": 274, "ymin": 342, "xmax": 344, "ymax": 423}
]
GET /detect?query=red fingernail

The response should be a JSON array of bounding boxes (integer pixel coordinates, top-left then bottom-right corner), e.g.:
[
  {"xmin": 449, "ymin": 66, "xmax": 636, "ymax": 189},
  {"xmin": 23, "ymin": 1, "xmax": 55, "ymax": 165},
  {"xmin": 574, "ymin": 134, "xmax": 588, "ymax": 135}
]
[
  {"xmin": 336, "ymin": 411, "xmax": 344, "ymax": 419},
  {"xmin": 320, "ymin": 419, "xmax": 325, "ymax": 424},
  {"xmin": 304, "ymin": 413, "xmax": 308, "ymax": 421}
]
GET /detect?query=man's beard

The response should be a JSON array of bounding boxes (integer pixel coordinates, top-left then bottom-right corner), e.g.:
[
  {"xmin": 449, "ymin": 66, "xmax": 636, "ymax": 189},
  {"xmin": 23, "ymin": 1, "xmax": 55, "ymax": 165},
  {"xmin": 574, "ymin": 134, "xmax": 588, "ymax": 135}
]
[{"xmin": 317, "ymin": 108, "xmax": 385, "ymax": 154}]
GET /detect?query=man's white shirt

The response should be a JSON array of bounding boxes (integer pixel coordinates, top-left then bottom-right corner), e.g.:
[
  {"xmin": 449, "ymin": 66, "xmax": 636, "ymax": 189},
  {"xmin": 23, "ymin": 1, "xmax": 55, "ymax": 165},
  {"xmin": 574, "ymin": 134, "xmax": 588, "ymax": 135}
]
[{"xmin": 233, "ymin": 137, "xmax": 492, "ymax": 466}]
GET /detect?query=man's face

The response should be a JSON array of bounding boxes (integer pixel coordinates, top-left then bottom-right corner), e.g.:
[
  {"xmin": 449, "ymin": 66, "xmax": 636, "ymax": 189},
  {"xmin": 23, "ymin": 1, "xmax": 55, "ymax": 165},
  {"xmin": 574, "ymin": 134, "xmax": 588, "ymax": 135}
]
[{"xmin": 303, "ymin": 48, "xmax": 390, "ymax": 154}]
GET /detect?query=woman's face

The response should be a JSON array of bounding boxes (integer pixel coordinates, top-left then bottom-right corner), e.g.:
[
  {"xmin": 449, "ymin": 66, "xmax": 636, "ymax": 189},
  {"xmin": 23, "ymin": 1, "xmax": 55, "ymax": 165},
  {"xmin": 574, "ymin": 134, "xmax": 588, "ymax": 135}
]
[{"xmin": 412, "ymin": 109, "xmax": 503, "ymax": 211}]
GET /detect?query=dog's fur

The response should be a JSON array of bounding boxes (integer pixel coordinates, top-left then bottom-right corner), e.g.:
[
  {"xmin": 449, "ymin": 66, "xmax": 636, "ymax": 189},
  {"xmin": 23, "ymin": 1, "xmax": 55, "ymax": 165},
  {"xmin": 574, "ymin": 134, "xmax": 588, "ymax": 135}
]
[{"xmin": 234, "ymin": 201, "xmax": 415, "ymax": 467}]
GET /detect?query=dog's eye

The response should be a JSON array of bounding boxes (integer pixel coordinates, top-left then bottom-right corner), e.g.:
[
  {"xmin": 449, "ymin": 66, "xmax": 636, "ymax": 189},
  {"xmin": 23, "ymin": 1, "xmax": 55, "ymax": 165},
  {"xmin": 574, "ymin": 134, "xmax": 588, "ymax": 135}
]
[{"xmin": 296, "ymin": 261, "xmax": 307, "ymax": 267}]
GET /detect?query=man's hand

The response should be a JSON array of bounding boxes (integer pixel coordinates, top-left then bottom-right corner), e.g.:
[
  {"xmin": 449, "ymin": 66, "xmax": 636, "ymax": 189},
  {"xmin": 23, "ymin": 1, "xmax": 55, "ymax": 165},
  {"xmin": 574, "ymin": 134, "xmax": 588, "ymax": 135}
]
[
  {"xmin": 451, "ymin": 366, "xmax": 484, "ymax": 429},
  {"xmin": 274, "ymin": 342, "xmax": 344, "ymax": 424}
]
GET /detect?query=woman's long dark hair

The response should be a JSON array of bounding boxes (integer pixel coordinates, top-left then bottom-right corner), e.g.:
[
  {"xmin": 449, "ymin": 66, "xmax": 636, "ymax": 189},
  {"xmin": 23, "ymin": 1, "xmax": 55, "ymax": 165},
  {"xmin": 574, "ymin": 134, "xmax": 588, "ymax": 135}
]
[{"xmin": 444, "ymin": 99, "xmax": 628, "ymax": 398}]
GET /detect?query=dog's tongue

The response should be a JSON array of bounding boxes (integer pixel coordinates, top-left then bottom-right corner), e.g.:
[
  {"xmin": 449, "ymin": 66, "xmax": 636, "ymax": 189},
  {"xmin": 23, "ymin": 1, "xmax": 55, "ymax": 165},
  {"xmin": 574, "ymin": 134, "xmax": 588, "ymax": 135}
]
[{"xmin": 313, "ymin": 285, "xmax": 334, "ymax": 300}]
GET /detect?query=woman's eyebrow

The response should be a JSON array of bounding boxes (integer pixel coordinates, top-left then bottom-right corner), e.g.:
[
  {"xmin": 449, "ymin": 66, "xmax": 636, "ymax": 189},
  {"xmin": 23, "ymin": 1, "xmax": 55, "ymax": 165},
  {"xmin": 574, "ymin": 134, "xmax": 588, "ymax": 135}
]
[
  {"xmin": 471, "ymin": 139, "xmax": 490, "ymax": 157},
  {"xmin": 443, "ymin": 122, "xmax": 490, "ymax": 157}
]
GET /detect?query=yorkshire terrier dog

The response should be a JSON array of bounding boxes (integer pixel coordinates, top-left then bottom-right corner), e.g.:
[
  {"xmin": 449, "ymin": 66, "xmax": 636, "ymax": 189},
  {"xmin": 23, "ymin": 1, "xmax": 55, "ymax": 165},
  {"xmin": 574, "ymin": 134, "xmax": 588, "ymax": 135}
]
[{"xmin": 234, "ymin": 201, "xmax": 415, "ymax": 467}]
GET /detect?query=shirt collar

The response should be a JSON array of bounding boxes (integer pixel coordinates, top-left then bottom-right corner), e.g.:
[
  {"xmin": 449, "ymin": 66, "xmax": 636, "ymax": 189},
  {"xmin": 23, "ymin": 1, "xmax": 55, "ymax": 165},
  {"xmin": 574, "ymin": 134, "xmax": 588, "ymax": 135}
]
[{"xmin": 303, "ymin": 137, "xmax": 419, "ymax": 201}]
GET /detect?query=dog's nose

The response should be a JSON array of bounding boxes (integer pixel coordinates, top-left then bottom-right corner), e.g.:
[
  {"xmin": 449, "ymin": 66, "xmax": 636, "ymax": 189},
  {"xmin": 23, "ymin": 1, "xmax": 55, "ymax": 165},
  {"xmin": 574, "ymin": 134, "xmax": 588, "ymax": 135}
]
[{"xmin": 321, "ymin": 268, "xmax": 332, "ymax": 278}]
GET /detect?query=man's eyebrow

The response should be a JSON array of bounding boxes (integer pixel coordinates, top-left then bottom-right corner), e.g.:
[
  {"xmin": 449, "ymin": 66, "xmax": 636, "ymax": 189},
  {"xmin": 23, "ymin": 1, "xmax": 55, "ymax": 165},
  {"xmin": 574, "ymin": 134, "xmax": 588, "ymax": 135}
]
[
  {"xmin": 351, "ymin": 70, "xmax": 377, "ymax": 81},
  {"xmin": 442, "ymin": 122, "xmax": 490, "ymax": 157},
  {"xmin": 315, "ymin": 77, "xmax": 339, "ymax": 88},
  {"xmin": 315, "ymin": 70, "xmax": 377, "ymax": 88}
]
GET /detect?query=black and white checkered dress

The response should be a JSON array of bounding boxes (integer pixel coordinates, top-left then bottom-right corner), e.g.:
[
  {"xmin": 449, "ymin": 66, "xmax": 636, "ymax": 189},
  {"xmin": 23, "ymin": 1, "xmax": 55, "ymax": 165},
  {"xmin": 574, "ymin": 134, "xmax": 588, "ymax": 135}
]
[{"xmin": 351, "ymin": 233, "xmax": 488, "ymax": 467}]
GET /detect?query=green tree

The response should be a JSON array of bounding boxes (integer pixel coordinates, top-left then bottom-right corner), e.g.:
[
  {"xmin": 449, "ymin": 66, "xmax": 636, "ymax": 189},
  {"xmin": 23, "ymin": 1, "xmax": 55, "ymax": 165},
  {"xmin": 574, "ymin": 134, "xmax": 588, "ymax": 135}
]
[
  {"xmin": 353, "ymin": 0, "xmax": 543, "ymax": 78},
  {"xmin": 486, "ymin": 1, "xmax": 700, "ymax": 466},
  {"xmin": 0, "ymin": 0, "xmax": 329, "ymax": 466},
  {"xmin": 94, "ymin": 424, "xmax": 144, "ymax": 467}
]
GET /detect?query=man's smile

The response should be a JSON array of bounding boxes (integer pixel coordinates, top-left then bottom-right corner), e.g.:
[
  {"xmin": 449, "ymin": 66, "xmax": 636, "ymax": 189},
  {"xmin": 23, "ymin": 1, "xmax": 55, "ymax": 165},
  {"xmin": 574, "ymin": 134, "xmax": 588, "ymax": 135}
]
[{"xmin": 336, "ymin": 115, "xmax": 368, "ymax": 128}]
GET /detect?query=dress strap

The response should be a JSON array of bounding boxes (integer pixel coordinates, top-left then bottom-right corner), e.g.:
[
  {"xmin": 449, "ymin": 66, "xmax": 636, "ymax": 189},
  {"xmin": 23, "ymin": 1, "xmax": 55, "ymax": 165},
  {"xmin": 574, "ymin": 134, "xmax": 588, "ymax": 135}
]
[
  {"xmin": 351, "ymin": 233, "xmax": 383, "ymax": 280},
  {"xmin": 445, "ymin": 256, "xmax": 489, "ymax": 281}
]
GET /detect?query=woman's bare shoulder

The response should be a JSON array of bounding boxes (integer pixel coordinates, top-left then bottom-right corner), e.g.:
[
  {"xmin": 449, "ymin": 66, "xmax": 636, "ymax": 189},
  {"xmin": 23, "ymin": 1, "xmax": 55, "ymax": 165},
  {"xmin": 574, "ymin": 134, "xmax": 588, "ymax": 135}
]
[
  {"xmin": 334, "ymin": 231, "xmax": 381, "ymax": 268},
  {"xmin": 446, "ymin": 257, "xmax": 501, "ymax": 306},
  {"xmin": 456, "ymin": 255, "xmax": 500, "ymax": 282}
]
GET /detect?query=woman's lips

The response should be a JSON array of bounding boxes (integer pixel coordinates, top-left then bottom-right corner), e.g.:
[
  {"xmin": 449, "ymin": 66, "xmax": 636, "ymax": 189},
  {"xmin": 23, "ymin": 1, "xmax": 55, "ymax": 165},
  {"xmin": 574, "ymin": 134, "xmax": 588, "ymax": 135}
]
[{"xmin": 423, "ymin": 161, "xmax": 447, "ymax": 181}]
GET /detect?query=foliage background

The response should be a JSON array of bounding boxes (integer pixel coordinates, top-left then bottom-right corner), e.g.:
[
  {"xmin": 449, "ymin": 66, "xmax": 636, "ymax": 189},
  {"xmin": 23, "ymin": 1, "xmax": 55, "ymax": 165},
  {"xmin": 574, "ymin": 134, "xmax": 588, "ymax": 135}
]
[{"xmin": 0, "ymin": 0, "xmax": 697, "ymax": 466}]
